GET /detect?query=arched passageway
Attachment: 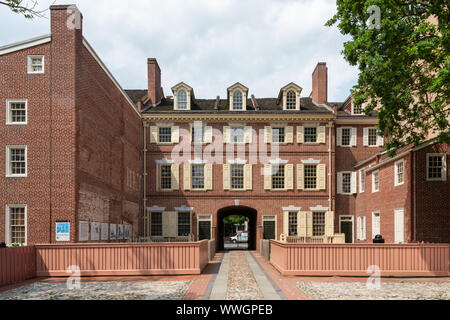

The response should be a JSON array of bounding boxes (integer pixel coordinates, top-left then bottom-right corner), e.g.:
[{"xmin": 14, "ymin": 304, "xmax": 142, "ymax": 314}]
[{"xmin": 217, "ymin": 206, "xmax": 257, "ymax": 251}]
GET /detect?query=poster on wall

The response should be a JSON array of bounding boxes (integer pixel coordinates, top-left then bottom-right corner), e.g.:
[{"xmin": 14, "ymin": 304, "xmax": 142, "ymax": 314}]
[
  {"xmin": 117, "ymin": 225, "xmax": 124, "ymax": 240},
  {"xmin": 91, "ymin": 222, "xmax": 100, "ymax": 241},
  {"xmin": 110, "ymin": 224, "xmax": 117, "ymax": 240},
  {"xmin": 124, "ymin": 225, "xmax": 131, "ymax": 240},
  {"xmin": 79, "ymin": 221, "xmax": 89, "ymax": 242},
  {"xmin": 56, "ymin": 221, "xmax": 70, "ymax": 242},
  {"xmin": 101, "ymin": 223, "xmax": 109, "ymax": 241}
]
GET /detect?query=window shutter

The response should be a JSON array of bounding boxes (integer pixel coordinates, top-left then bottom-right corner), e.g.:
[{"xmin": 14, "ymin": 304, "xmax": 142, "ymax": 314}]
[
  {"xmin": 223, "ymin": 127, "xmax": 231, "ymax": 144},
  {"xmin": 297, "ymin": 126, "xmax": 304, "ymax": 144},
  {"xmin": 351, "ymin": 128, "xmax": 357, "ymax": 147},
  {"xmin": 223, "ymin": 164, "xmax": 231, "ymax": 190},
  {"xmin": 297, "ymin": 164, "xmax": 304, "ymax": 190},
  {"xmin": 286, "ymin": 126, "xmax": 294, "ymax": 144},
  {"xmin": 377, "ymin": 135, "xmax": 384, "ymax": 147},
  {"xmin": 351, "ymin": 172, "xmax": 357, "ymax": 194},
  {"xmin": 172, "ymin": 127, "xmax": 180, "ymax": 144},
  {"xmin": 306, "ymin": 212, "xmax": 313, "ymax": 237},
  {"xmin": 317, "ymin": 164, "xmax": 326, "ymax": 190},
  {"xmin": 362, "ymin": 216, "xmax": 366, "ymax": 241},
  {"xmin": 285, "ymin": 164, "xmax": 294, "ymax": 190},
  {"xmin": 264, "ymin": 127, "xmax": 272, "ymax": 144},
  {"xmin": 171, "ymin": 164, "xmax": 179, "ymax": 190},
  {"xmin": 357, "ymin": 217, "xmax": 361, "ymax": 240},
  {"xmin": 150, "ymin": 126, "xmax": 158, "ymax": 144},
  {"xmin": 183, "ymin": 164, "xmax": 191, "ymax": 191},
  {"xmin": 264, "ymin": 164, "xmax": 272, "ymax": 190},
  {"xmin": 298, "ymin": 212, "xmax": 307, "ymax": 237},
  {"xmin": 244, "ymin": 164, "xmax": 252, "ymax": 190},
  {"xmin": 205, "ymin": 126, "xmax": 213, "ymax": 144},
  {"xmin": 244, "ymin": 127, "xmax": 253, "ymax": 144},
  {"xmin": 146, "ymin": 212, "xmax": 152, "ymax": 237},
  {"xmin": 283, "ymin": 211, "xmax": 289, "ymax": 236},
  {"xmin": 363, "ymin": 128, "xmax": 369, "ymax": 146},
  {"xmin": 337, "ymin": 173, "xmax": 343, "ymax": 194},
  {"xmin": 205, "ymin": 164, "xmax": 213, "ymax": 190},
  {"xmin": 318, "ymin": 126, "xmax": 326, "ymax": 144},
  {"xmin": 156, "ymin": 164, "xmax": 161, "ymax": 192},
  {"xmin": 325, "ymin": 211, "xmax": 334, "ymax": 237},
  {"xmin": 336, "ymin": 128, "xmax": 342, "ymax": 146},
  {"xmin": 163, "ymin": 211, "xmax": 177, "ymax": 237},
  {"xmin": 442, "ymin": 155, "xmax": 447, "ymax": 181}
]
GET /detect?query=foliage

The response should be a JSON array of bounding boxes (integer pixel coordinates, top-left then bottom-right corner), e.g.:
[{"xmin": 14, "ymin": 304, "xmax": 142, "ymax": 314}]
[
  {"xmin": 327, "ymin": 0, "xmax": 449, "ymax": 155},
  {"xmin": 0, "ymin": 0, "xmax": 48, "ymax": 19}
]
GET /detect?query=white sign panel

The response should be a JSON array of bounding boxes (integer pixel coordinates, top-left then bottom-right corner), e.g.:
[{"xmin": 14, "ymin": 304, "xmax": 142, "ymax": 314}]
[
  {"xmin": 101, "ymin": 223, "xmax": 109, "ymax": 241},
  {"xmin": 117, "ymin": 225, "xmax": 124, "ymax": 240},
  {"xmin": 110, "ymin": 224, "xmax": 117, "ymax": 240},
  {"xmin": 91, "ymin": 222, "xmax": 100, "ymax": 241},
  {"xmin": 124, "ymin": 225, "xmax": 131, "ymax": 240},
  {"xmin": 79, "ymin": 221, "xmax": 89, "ymax": 242},
  {"xmin": 56, "ymin": 221, "xmax": 70, "ymax": 242}
]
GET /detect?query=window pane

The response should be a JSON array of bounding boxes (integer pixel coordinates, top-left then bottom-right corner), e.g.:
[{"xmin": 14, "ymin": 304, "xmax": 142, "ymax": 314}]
[
  {"xmin": 151, "ymin": 212, "xmax": 162, "ymax": 236},
  {"xmin": 272, "ymin": 127, "xmax": 285, "ymax": 143},
  {"xmin": 231, "ymin": 165, "xmax": 244, "ymax": 189},
  {"xmin": 178, "ymin": 212, "xmax": 191, "ymax": 236},
  {"xmin": 428, "ymin": 156, "xmax": 443, "ymax": 179},
  {"xmin": 343, "ymin": 173, "xmax": 351, "ymax": 193},
  {"xmin": 304, "ymin": 165, "xmax": 317, "ymax": 190},
  {"xmin": 192, "ymin": 165, "xmax": 205, "ymax": 189},
  {"xmin": 288, "ymin": 212, "xmax": 297, "ymax": 237},
  {"xmin": 368, "ymin": 129, "xmax": 378, "ymax": 146},
  {"xmin": 313, "ymin": 212, "xmax": 325, "ymax": 236},
  {"xmin": 231, "ymin": 127, "xmax": 244, "ymax": 143},
  {"xmin": 10, "ymin": 148, "xmax": 26, "ymax": 175},
  {"xmin": 158, "ymin": 127, "xmax": 172, "ymax": 143},
  {"xmin": 272, "ymin": 165, "xmax": 285, "ymax": 189},
  {"xmin": 177, "ymin": 90, "xmax": 187, "ymax": 109},
  {"xmin": 9, "ymin": 102, "xmax": 26, "ymax": 123},
  {"xmin": 192, "ymin": 127, "xmax": 204, "ymax": 143},
  {"xmin": 233, "ymin": 91, "xmax": 243, "ymax": 110},
  {"xmin": 304, "ymin": 127, "xmax": 317, "ymax": 143},
  {"xmin": 160, "ymin": 165, "xmax": 172, "ymax": 190},
  {"xmin": 342, "ymin": 129, "xmax": 351, "ymax": 146},
  {"xmin": 286, "ymin": 91, "xmax": 296, "ymax": 110}
]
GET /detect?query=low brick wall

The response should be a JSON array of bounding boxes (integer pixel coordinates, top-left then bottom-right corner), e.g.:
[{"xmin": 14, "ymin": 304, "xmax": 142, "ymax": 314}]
[
  {"xmin": 35, "ymin": 241, "xmax": 210, "ymax": 277},
  {"xmin": 0, "ymin": 246, "xmax": 36, "ymax": 287},
  {"xmin": 270, "ymin": 241, "xmax": 450, "ymax": 277}
]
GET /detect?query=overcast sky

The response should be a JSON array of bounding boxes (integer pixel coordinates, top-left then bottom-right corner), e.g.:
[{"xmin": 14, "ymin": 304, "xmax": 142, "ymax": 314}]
[{"xmin": 0, "ymin": 0, "xmax": 358, "ymax": 102}]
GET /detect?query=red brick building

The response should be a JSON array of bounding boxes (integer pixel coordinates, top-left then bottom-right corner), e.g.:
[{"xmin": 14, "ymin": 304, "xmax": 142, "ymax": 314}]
[{"xmin": 1, "ymin": 5, "xmax": 448, "ymax": 248}]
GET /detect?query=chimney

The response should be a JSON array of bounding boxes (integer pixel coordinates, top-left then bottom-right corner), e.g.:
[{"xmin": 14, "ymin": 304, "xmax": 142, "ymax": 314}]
[
  {"xmin": 312, "ymin": 62, "xmax": 328, "ymax": 105},
  {"xmin": 51, "ymin": 5, "xmax": 83, "ymax": 38},
  {"xmin": 148, "ymin": 58, "xmax": 163, "ymax": 106}
]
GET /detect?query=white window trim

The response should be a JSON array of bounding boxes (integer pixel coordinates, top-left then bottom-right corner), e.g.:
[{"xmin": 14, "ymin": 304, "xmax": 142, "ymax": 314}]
[
  {"xmin": 338, "ymin": 171, "xmax": 356, "ymax": 195},
  {"xmin": 283, "ymin": 90, "xmax": 300, "ymax": 111},
  {"xmin": 231, "ymin": 89, "xmax": 246, "ymax": 111},
  {"xmin": 5, "ymin": 204, "xmax": 28, "ymax": 246},
  {"xmin": 394, "ymin": 160, "xmax": 405, "ymax": 187},
  {"xmin": 27, "ymin": 55, "xmax": 45, "ymax": 74},
  {"xmin": 351, "ymin": 98, "xmax": 365, "ymax": 115},
  {"xmin": 357, "ymin": 216, "xmax": 367, "ymax": 241},
  {"xmin": 337, "ymin": 127, "xmax": 356, "ymax": 147},
  {"xmin": 359, "ymin": 169, "xmax": 365, "ymax": 193},
  {"xmin": 372, "ymin": 211, "xmax": 381, "ymax": 239},
  {"xmin": 366, "ymin": 128, "xmax": 380, "ymax": 148},
  {"xmin": 6, "ymin": 99, "xmax": 28, "ymax": 125},
  {"xmin": 426, "ymin": 153, "xmax": 447, "ymax": 182},
  {"xmin": 6, "ymin": 145, "xmax": 28, "ymax": 178},
  {"xmin": 372, "ymin": 170, "xmax": 380, "ymax": 193}
]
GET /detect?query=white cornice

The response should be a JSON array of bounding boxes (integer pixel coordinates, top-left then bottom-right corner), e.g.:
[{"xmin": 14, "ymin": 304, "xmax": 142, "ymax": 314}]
[
  {"xmin": 189, "ymin": 158, "xmax": 208, "ymax": 164},
  {"xmin": 155, "ymin": 158, "xmax": 174, "ymax": 164},
  {"xmin": 283, "ymin": 206, "xmax": 302, "ymax": 211},
  {"xmin": 142, "ymin": 114, "xmax": 334, "ymax": 123},
  {"xmin": 302, "ymin": 158, "xmax": 321, "ymax": 165},
  {"xmin": 310, "ymin": 206, "xmax": 329, "ymax": 211},
  {"xmin": 270, "ymin": 158, "xmax": 289, "ymax": 165},
  {"xmin": 147, "ymin": 206, "xmax": 165, "ymax": 212},
  {"xmin": 175, "ymin": 206, "xmax": 194, "ymax": 212},
  {"xmin": 228, "ymin": 158, "xmax": 248, "ymax": 165},
  {"xmin": 335, "ymin": 118, "xmax": 379, "ymax": 125},
  {"xmin": 0, "ymin": 35, "xmax": 51, "ymax": 56}
]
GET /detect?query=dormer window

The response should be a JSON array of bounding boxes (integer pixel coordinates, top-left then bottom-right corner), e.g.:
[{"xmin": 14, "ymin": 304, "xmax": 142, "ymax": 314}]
[
  {"xmin": 233, "ymin": 91, "xmax": 243, "ymax": 110},
  {"xmin": 286, "ymin": 91, "xmax": 297, "ymax": 110},
  {"xmin": 351, "ymin": 98, "xmax": 365, "ymax": 115},
  {"xmin": 228, "ymin": 83, "xmax": 248, "ymax": 111},
  {"xmin": 177, "ymin": 90, "xmax": 188, "ymax": 110},
  {"xmin": 172, "ymin": 82, "xmax": 194, "ymax": 111},
  {"xmin": 279, "ymin": 83, "xmax": 302, "ymax": 111}
]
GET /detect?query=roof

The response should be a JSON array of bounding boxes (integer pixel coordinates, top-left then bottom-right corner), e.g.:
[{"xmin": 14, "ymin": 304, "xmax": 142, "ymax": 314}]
[{"xmin": 0, "ymin": 34, "xmax": 51, "ymax": 56}]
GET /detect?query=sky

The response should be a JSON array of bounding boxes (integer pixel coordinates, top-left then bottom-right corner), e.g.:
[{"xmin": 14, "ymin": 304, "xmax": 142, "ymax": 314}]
[{"xmin": 0, "ymin": 0, "xmax": 359, "ymax": 102}]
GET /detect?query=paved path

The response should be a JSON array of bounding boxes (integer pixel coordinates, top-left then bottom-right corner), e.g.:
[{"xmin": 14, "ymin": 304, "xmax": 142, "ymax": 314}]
[{"xmin": 208, "ymin": 251, "xmax": 284, "ymax": 300}]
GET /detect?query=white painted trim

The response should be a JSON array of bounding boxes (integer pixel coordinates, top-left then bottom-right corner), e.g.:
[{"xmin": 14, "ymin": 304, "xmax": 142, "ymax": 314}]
[
  {"xmin": 372, "ymin": 170, "xmax": 380, "ymax": 193},
  {"xmin": 269, "ymin": 158, "xmax": 289, "ymax": 165},
  {"xmin": 426, "ymin": 153, "xmax": 447, "ymax": 182},
  {"xmin": 82, "ymin": 38, "xmax": 141, "ymax": 118},
  {"xmin": 227, "ymin": 158, "xmax": 247, "ymax": 165},
  {"xmin": 155, "ymin": 123, "xmax": 174, "ymax": 127},
  {"xmin": 339, "ymin": 215, "xmax": 354, "ymax": 243},
  {"xmin": 6, "ymin": 145, "xmax": 28, "ymax": 178},
  {"xmin": 6, "ymin": 99, "xmax": 28, "ymax": 125},
  {"xmin": 189, "ymin": 159, "xmax": 208, "ymax": 165},
  {"xmin": 310, "ymin": 206, "xmax": 329, "ymax": 212},
  {"xmin": 175, "ymin": 206, "xmax": 194, "ymax": 212},
  {"xmin": 0, "ymin": 35, "xmax": 51, "ymax": 56},
  {"xmin": 155, "ymin": 158, "xmax": 174, "ymax": 164},
  {"xmin": 27, "ymin": 55, "xmax": 45, "ymax": 74},
  {"xmin": 372, "ymin": 211, "xmax": 381, "ymax": 240},
  {"xmin": 301, "ymin": 158, "xmax": 321, "ymax": 165},
  {"xmin": 394, "ymin": 160, "xmax": 405, "ymax": 187},
  {"xmin": 147, "ymin": 206, "xmax": 165, "ymax": 212},
  {"xmin": 282, "ymin": 206, "xmax": 302, "ymax": 211},
  {"xmin": 5, "ymin": 204, "xmax": 28, "ymax": 246}
]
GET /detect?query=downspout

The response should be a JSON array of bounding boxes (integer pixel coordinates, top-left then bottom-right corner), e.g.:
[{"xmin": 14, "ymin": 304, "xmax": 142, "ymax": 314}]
[
  {"xmin": 411, "ymin": 151, "xmax": 416, "ymax": 242},
  {"xmin": 329, "ymin": 123, "xmax": 333, "ymax": 211},
  {"xmin": 143, "ymin": 123, "xmax": 147, "ymax": 238}
]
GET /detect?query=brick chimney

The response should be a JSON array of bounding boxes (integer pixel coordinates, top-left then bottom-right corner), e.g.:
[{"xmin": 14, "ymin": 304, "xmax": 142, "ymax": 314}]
[
  {"xmin": 311, "ymin": 62, "xmax": 328, "ymax": 105},
  {"xmin": 148, "ymin": 58, "xmax": 163, "ymax": 106}
]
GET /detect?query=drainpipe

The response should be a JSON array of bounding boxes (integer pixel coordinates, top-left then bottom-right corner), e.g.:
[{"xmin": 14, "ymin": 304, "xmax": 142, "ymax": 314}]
[
  {"xmin": 143, "ymin": 123, "xmax": 148, "ymax": 238},
  {"xmin": 411, "ymin": 151, "xmax": 416, "ymax": 242},
  {"xmin": 329, "ymin": 123, "xmax": 333, "ymax": 211}
]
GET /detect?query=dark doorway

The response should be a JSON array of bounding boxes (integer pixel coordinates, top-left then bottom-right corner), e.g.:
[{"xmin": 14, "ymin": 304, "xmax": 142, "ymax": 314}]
[
  {"xmin": 217, "ymin": 206, "xmax": 257, "ymax": 251},
  {"xmin": 340, "ymin": 217, "xmax": 354, "ymax": 244}
]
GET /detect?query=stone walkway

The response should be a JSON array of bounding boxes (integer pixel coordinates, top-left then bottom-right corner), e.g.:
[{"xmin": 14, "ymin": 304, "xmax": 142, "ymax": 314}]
[{"xmin": 208, "ymin": 251, "xmax": 284, "ymax": 300}]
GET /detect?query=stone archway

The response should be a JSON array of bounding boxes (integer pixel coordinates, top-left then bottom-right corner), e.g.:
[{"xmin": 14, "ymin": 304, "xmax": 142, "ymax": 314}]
[{"xmin": 217, "ymin": 206, "xmax": 257, "ymax": 251}]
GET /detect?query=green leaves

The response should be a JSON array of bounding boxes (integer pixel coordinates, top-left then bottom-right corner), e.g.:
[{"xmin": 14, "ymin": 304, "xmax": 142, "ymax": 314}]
[{"xmin": 328, "ymin": 0, "xmax": 450, "ymax": 155}]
